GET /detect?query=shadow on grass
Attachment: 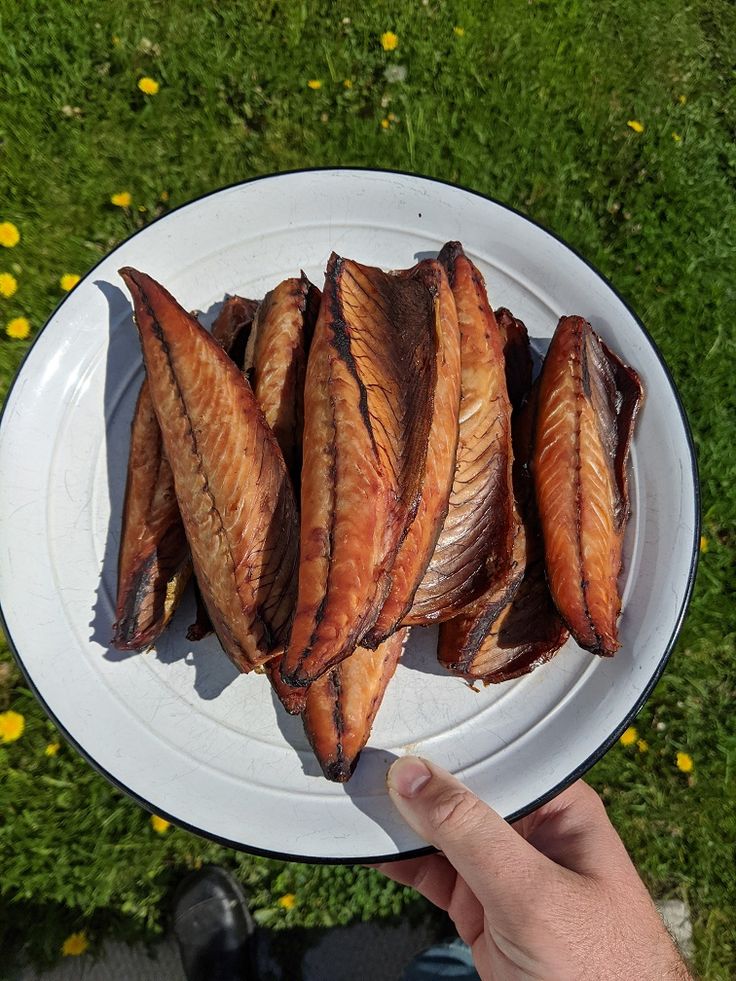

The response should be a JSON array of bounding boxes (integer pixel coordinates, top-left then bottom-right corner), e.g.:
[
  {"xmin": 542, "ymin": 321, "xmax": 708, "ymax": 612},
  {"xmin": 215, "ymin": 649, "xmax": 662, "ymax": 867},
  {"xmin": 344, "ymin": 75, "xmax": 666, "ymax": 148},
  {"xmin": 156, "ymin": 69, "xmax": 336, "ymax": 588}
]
[
  {"xmin": 254, "ymin": 901, "xmax": 452, "ymax": 981},
  {"xmin": 2, "ymin": 894, "xmax": 452, "ymax": 981}
]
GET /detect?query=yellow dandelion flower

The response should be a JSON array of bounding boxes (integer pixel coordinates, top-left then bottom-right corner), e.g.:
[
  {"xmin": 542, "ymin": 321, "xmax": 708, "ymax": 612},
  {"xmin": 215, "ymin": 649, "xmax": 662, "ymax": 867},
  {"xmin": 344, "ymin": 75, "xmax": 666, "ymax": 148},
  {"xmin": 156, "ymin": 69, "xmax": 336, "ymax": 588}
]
[
  {"xmin": 343, "ymin": 79, "xmax": 353, "ymax": 89},
  {"xmin": 61, "ymin": 931, "xmax": 89, "ymax": 957},
  {"xmin": 0, "ymin": 272, "xmax": 18, "ymax": 297},
  {"xmin": 672, "ymin": 132, "xmax": 682, "ymax": 143},
  {"xmin": 150, "ymin": 814, "xmax": 171, "ymax": 833},
  {"xmin": 380, "ymin": 118, "xmax": 390, "ymax": 130},
  {"xmin": 0, "ymin": 222, "xmax": 20, "ymax": 248},
  {"xmin": 381, "ymin": 31, "xmax": 399, "ymax": 51},
  {"xmin": 5, "ymin": 317, "xmax": 31, "ymax": 340},
  {"xmin": 627, "ymin": 120, "xmax": 644, "ymax": 133},
  {"xmin": 678, "ymin": 94, "xmax": 687, "ymax": 105},
  {"xmin": 619, "ymin": 726, "xmax": 637, "ymax": 747},
  {"xmin": 307, "ymin": 79, "xmax": 322, "ymax": 90},
  {"xmin": 676, "ymin": 751, "xmax": 693, "ymax": 773},
  {"xmin": 453, "ymin": 26, "xmax": 465, "ymax": 37},
  {"xmin": 138, "ymin": 76, "xmax": 160, "ymax": 95},
  {"xmin": 278, "ymin": 893, "xmax": 296, "ymax": 909},
  {"xmin": 111, "ymin": 191, "xmax": 132, "ymax": 208},
  {"xmin": 160, "ymin": 190, "xmax": 170, "ymax": 202},
  {"xmin": 45, "ymin": 742, "xmax": 61, "ymax": 756},
  {"xmin": 0, "ymin": 710, "xmax": 25, "ymax": 742},
  {"xmin": 699, "ymin": 535, "xmax": 708, "ymax": 553},
  {"xmin": 60, "ymin": 273, "xmax": 80, "ymax": 292},
  {"xmin": 636, "ymin": 739, "xmax": 649, "ymax": 753}
]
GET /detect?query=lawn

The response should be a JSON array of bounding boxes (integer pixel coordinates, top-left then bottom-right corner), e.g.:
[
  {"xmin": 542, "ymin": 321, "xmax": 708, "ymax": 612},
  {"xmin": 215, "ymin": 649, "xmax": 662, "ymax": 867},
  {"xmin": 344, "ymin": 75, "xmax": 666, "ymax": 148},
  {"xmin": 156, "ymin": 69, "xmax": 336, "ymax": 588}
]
[{"xmin": 1, "ymin": 0, "xmax": 734, "ymax": 976}]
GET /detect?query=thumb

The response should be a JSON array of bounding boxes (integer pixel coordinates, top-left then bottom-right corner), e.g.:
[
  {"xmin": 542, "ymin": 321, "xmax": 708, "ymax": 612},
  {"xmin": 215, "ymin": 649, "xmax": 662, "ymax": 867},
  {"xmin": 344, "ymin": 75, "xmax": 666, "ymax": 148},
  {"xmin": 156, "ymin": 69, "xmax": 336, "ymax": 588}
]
[{"xmin": 387, "ymin": 756, "xmax": 543, "ymax": 905}]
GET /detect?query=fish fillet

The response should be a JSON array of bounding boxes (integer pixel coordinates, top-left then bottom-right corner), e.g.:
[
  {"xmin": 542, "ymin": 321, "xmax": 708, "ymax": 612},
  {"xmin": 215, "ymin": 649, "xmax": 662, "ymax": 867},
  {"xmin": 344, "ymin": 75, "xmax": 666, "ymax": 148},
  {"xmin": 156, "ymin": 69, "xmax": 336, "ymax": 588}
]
[
  {"xmin": 248, "ymin": 273, "xmax": 320, "ymax": 487},
  {"xmin": 186, "ymin": 295, "xmax": 258, "ymax": 642},
  {"xmin": 210, "ymin": 295, "xmax": 259, "ymax": 367},
  {"xmin": 119, "ymin": 267, "xmax": 298, "ymax": 671},
  {"xmin": 243, "ymin": 275, "xmax": 320, "ymax": 710},
  {"xmin": 113, "ymin": 295, "xmax": 257, "ymax": 651},
  {"xmin": 280, "ymin": 253, "xmax": 438, "ymax": 687},
  {"xmin": 405, "ymin": 242, "xmax": 515, "ymax": 625},
  {"xmin": 112, "ymin": 381, "xmax": 192, "ymax": 650},
  {"xmin": 439, "ymin": 382, "xmax": 568, "ymax": 679},
  {"xmin": 495, "ymin": 306, "xmax": 533, "ymax": 413},
  {"xmin": 303, "ymin": 629, "xmax": 407, "ymax": 782},
  {"xmin": 365, "ymin": 258, "xmax": 461, "ymax": 643},
  {"xmin": 533, "ymin": 316, "xmax": 643, "ymax": 655}
]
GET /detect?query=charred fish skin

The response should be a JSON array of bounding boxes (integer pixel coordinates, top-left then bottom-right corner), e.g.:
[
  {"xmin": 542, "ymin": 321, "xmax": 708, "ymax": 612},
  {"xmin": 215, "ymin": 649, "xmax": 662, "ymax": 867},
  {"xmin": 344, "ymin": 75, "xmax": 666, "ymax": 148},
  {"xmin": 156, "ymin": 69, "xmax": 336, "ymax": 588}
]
[
  {"xmin": 364, "ymin": 259, "xmax": 461, "ymax": 645},
  {"xmin": 438, "ymin": 551, "xmax": 525, "ymax": 677},
  {"xmin": 303, "ymin": 628, "xmax": 407, "ymax": 782},
  {"xmin": 600, "ymin": 339, "xmax": 643, "ymax": 529},
  {"xmin": 267, "ymin": 657, "xmax": 308, "ymax": 715},
  {"xmin": 112, "ymin": 381, "xmax": 192, "ymax": 651},
  {"xmin": 280, "ymin": 253, "xmax": 438, "ymax": 688},
  {"xmin": 439, "ymin": 383, "xmax": 568, "ymax": 680},
  {"xmin": 471, "ymin": 554, "xmax": 569, "ymax": 682},
  {"xmin": 405, "ymin": 242, "xmax": 516, "ymax": 626},
  {"xmin": 119, "ymin": 267, "xmax": 299, "ymax": 672},
  {"xmin": 495, "ymin": 307, "xmax": 533, "ymax": 413},
  {"xmin": 533, "ymin": 316, "xmax": 643, "ymax": 657},
  {"xmin": 210, "ymin": 295, "xmax": 259, "ymax": 368},
  {"xmin": 249, "ymin": 274, "xmax": 320, "ymax": 488}
]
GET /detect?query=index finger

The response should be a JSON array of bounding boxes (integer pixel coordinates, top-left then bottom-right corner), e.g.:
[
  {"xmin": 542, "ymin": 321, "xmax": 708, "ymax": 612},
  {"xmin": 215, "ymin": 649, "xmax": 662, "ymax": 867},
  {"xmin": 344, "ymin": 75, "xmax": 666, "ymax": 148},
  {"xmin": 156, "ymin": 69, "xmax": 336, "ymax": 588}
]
[{"xmin": 372, "ymin": 853, "xmax": 460, "ymax": 911}]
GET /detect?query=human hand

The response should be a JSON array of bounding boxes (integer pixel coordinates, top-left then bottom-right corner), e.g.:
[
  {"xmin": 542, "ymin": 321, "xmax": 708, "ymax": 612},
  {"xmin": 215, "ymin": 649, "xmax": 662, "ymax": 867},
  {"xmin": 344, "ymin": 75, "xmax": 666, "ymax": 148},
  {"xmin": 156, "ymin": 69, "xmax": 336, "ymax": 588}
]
[{"xmin": 375, "ymin": 758, "xmax": 691, "ymax": 981}]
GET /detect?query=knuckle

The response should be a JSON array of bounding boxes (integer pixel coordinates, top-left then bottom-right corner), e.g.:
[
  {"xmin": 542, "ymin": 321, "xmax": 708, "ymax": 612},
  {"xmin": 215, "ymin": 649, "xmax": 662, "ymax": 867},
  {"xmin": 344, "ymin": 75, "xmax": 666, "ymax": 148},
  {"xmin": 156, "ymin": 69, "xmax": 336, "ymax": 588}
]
[
  {"xmin": 568, "ymin": 780, "xmax": 607, "ymax": 821},
  {"xmin": 429, "ymin": 788, "xmax": 485, "ymax": 837},
  {"xmin": 577, "ymin": 780, "xmax": 602, "ymax": 806},
  {"xmin": 581, "ymin": 784, "xmax": 608, "ymax": 822}
]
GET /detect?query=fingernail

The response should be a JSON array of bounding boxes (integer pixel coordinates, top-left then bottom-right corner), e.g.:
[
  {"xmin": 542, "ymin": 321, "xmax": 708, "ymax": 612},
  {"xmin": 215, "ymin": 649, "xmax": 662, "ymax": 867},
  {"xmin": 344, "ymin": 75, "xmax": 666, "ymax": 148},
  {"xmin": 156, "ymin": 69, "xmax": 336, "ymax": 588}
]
[{"xmin": 387, "ymin": 756, "xmax": 432, "ymax": 798}]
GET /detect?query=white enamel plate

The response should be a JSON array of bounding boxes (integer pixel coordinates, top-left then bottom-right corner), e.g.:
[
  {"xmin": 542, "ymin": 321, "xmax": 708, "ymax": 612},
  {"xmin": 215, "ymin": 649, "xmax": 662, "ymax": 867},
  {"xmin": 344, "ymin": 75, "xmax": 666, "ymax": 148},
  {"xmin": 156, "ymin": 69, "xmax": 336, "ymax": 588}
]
[{"xmin": 0, "ymin": 170, "xmax": 699, "ymax": 862}]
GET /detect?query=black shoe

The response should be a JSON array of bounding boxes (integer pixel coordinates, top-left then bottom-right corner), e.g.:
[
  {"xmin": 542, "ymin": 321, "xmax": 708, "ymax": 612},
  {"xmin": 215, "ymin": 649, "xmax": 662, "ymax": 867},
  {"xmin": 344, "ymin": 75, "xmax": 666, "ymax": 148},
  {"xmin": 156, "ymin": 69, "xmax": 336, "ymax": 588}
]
[{"xmin": 172, "ymin": 864, "xmax": 257, "ymax": 981}]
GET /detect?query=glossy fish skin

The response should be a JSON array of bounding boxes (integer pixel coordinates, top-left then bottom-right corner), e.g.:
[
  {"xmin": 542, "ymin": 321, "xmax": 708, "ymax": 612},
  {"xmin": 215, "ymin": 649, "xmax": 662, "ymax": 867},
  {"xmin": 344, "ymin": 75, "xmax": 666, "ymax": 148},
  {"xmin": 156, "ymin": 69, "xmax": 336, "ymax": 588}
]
[
  {"xmin": 439, "ymin": 384, "xmax": 568, "ymax": 680},
  {"xmin": 119, "ymin": 267, "xmax": 299, "ymax": 672},
  {"xmin": 112, "ymin": 381, "xmax": 191, "ymax": 650},
  {"xmin": 533, "ymin": 316, "xmax": 643, "ymax": 656},
  {"xmin": 303, "ymin": 628, "xmax": 407, "ymax": 782},
  {"xmin": 405, "ymin": 242, "xmax": 516, "ymax": 626},
  {"xmin": 280, "ymin": 253, "xmax": 437, "ymax": 688},
  {"xmin": 365, "ymin": 259, "xmax": 461, "ymax": 644},
  {"xmin": 249, "ymin": 274, "xmax": 320, "ymax": 487}
]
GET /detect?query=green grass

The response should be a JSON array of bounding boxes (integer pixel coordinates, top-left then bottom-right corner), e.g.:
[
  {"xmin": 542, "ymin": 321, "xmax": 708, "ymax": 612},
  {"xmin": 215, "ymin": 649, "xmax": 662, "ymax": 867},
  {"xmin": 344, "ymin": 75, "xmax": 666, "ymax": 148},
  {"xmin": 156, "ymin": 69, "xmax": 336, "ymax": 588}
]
[{"xmin": 1, "ymin": 0, "xmax": 735, "ymax": 975}]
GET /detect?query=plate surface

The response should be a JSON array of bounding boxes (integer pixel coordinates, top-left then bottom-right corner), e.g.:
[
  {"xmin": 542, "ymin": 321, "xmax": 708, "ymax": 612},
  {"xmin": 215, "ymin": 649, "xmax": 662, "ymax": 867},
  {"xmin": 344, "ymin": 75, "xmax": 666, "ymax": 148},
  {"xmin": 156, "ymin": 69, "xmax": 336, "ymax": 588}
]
[{"xmin": 0, "ymin": 169, "xmax": 698, "ymax": 861}]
